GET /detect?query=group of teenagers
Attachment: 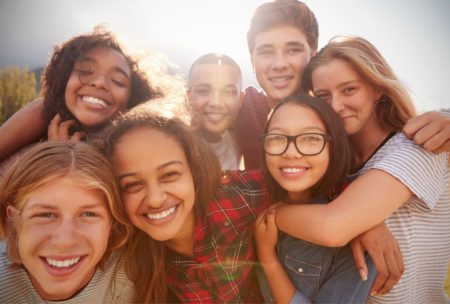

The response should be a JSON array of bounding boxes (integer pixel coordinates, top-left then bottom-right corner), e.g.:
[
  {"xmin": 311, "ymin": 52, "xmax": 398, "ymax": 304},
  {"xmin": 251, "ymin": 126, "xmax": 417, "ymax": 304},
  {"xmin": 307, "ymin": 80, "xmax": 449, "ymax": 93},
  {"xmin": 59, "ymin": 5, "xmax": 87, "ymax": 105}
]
[{"xmin": 0, "ymin": 0, "xmax": 449, "ymax": 303}]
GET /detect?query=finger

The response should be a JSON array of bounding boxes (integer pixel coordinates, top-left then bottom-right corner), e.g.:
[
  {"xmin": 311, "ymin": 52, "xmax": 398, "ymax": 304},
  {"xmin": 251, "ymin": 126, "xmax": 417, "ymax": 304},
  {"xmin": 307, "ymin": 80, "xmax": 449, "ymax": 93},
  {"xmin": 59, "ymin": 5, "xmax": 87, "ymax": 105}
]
[
  {"xmin": 351, "ymin": 240, "xmax": 368, "ymax": 281},
  {"xmin": 432, "ymin": 139, "xmax": 450, "ymax": 154},
  {"xmin": 48, "ymin": 114, "xmax": 62, "ymax": 140},
  {"xmin": 377, "ymin": 253, "xmax": 401, "ymax": 295},
  {"xmin": 411, "ymin": 121, "xmax": 448, "ymax": 149},
  {"xmin": 69, "ymin": 131, "xmax": 86, "ymax": 143},
  {"xmin": 369, "ymin": 252, "xmax": 389, "ymax": 295},
  {"xmin": 403, "ymin": 112, "xmax": 433, "ymax": 138},
  {"xmin": 58, "ymin": 120, "xmax": 77, "ymax": 140}
]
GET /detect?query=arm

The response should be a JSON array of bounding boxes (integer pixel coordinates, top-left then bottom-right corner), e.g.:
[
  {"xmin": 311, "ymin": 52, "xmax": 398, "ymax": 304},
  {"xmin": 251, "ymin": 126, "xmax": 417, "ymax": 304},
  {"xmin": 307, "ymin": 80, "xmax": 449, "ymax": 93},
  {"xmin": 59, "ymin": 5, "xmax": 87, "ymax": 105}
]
[
  {"xmin": 275, "ymin": 168, "xmax": 412, "ymax": 247},
  {"xmin": 0, "ymin": 97, "xmax": 47, "ymax": 162},
  {"xmin": 255, "ymin": 207, "xmax": 297, "ymax": 303},
  {"xmin": 403, "ymin": 111, "xmax": 450, "ymax": 153},
  {"xmin": 351, "ymin": 222, "xmax": 404, "ymax": 296}
]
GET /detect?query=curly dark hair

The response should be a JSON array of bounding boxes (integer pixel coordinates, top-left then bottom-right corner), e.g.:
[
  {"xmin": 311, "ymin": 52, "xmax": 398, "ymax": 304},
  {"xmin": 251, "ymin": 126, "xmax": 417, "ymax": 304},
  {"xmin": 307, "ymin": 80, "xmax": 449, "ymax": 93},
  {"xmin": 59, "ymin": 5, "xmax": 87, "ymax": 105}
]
[{"xmin": 41, "ymin": 27, "xmax": 164, "ymax": 128}]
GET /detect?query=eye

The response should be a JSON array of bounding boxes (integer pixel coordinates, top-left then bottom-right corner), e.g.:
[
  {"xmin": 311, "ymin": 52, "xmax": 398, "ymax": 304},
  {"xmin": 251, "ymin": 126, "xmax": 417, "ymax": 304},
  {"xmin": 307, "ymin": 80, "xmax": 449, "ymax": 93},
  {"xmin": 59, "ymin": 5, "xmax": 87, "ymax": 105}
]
[
  {"xmin": 256, "ymin": 49, "xmax": 273, "ymax": 57},
  {"xmin": 286, "ymin": 47, "xmax": 303, "ymax": 55},
  {"xmin": 343, "ymin": 87, "xmax": 356, "ymax": 95},
  {"xmin": 121, "ymin": 181, "xmax": 144, "ymax": 193},
  {"xmin": 314, "ymin": 92, "xmax": 330, "ymax": 102},
  {"xmin": 160, "ymin": 171, "xmax": 180, "ymax": 182},
  {"xmin": 34, "ymin": 212, "xmax": 57, "ymax": 219},
  {"xmin": 111, "ymin": 78, "xmax": 127, "ymax": 88},
  {"xmin": 222, "ymin": 87, "xmax": 238, "ymax": 97},
  {"xmin": 301, "ymin": 135, "xmax": 323, "ymax": 142},
  {"xmin": 81, "ymin": 211, "xmax": 99, "ymax": 218}
]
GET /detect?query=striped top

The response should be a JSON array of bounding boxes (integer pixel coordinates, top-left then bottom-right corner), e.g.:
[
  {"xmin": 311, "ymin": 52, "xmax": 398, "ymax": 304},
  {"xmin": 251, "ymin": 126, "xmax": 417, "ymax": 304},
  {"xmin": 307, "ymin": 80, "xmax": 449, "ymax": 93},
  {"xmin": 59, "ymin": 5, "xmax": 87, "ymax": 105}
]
[
  {"xmin": 0, "ymin": 241, "xmax": 134, "ymax": 303},
  {"xmin": 350, "ymin": 133, "xmax": 450, "ymax": 303}
]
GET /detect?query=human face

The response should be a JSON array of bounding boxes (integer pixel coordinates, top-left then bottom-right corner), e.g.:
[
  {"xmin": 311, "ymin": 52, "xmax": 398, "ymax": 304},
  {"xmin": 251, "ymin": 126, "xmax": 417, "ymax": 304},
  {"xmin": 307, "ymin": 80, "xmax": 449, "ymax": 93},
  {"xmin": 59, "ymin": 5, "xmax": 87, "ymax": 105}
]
[
  {"xmin": 112, "ymin": 127, "xmax": 196, "ymax": 247},
  {"xmin": 65, "ymin": 46, "xmax": 132, "ymax": 128},
  {"xmin": 251, "ymin": 25, "xmax": 314, "ymax": 108},
  {"xmin": 7, "ymin": 176, "xmax": 111, "ymax": 301},
  {"xmin": 265, "ymin": 103, "xmax": 329, "ymax": 202},
  {"xmin": 311, "ymin": 59, "xmax": 382, "ymax": 136},
  {"xmin": 188, "ymin": 63, "xmax": 242, "ymax": 142}
]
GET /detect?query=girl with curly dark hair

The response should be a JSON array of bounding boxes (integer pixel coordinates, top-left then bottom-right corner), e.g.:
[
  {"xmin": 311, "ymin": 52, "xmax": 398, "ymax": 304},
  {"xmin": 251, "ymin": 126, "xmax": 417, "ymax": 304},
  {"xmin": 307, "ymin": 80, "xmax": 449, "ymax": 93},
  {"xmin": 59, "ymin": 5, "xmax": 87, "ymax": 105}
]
[{"xmin": 0, "ymin": 26, "xmax": 180, "ymax": 164}]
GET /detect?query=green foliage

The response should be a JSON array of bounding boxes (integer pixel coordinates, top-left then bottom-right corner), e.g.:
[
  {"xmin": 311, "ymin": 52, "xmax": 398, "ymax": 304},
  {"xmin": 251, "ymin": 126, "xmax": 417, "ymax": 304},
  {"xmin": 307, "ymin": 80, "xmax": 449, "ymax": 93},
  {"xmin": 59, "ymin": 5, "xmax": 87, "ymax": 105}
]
[{"xmin": 0, "ymin": 66, "xmax": 37, "ymax": 125}]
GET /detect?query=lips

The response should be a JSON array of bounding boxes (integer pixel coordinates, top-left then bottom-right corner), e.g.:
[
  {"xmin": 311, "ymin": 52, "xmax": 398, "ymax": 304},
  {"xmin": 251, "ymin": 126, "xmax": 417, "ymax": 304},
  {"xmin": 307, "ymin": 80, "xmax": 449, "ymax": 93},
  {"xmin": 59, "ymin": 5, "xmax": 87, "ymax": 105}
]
[
  {"xmin": 204, "ymin": 112, "xmax": 227, "ymax": 123},
  {"xmin": 146, "ymin": 205, "xmax": 177, "ymax": 220},
  {"xmin": 81, "ymin": 95, "xmax": 109, "ymax": 107},
  {"xmin": 45, "ymin": 257, "xmax": 81, "ymax": 268},
  {"xmin": 268, "ymin": 76, "xmax": 294, "ymax": 89}
]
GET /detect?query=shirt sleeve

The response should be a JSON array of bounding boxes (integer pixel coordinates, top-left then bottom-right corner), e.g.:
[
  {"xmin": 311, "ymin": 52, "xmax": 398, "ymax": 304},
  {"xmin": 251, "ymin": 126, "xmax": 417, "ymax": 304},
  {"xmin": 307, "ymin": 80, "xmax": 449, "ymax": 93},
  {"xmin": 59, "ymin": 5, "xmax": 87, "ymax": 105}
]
[{"xmin": 371, "ymin": 134, "xmax": 449, "ymax": 210}]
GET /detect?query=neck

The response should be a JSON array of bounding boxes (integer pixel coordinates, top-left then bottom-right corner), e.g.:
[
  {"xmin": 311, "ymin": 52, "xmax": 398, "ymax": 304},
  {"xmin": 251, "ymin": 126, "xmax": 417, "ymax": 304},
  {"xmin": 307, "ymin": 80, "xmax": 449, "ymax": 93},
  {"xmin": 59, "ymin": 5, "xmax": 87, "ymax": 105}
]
[
  {"xmin": 202, "ymin": 129, "xmax": 223, "ymax": 143},
  {"xmin": 286, "ymin": 191, "xmax": 310, "ymax": 204},
  {"xmin": 349, "ymin": 119, "xmax": 393, "ymax": 169}
]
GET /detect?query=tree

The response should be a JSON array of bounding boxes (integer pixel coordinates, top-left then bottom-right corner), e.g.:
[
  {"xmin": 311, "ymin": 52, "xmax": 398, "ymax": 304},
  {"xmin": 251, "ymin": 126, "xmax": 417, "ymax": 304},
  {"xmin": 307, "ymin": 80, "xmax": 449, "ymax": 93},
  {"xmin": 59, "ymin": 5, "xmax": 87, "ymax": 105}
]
[{"xmin": 0, "ymin": 66, "xmax": 37, "ymax": 125}]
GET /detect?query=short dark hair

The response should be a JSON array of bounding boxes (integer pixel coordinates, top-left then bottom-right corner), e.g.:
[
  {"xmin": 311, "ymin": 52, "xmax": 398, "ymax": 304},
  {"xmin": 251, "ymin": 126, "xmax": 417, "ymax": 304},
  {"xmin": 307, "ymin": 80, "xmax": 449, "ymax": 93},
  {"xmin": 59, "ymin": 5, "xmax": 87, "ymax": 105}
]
[
  {"xmin": 247, "ymin": 0, "xmax": 319, "ymax": 54},
  {"xmin": 187, "ymin": 52, "xmax": 242, "ymax": 87},
  {"xmin": 261, "ymin": 94, "xmax": 352, "ymax": 200}
]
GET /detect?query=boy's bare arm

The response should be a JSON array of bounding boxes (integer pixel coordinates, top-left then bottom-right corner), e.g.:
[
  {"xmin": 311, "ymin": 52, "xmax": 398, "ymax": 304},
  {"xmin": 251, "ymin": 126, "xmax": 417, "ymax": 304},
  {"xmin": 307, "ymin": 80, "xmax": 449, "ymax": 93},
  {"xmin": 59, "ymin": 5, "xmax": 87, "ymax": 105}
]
[{"xmin": 0, "ymin": 98, "xmax": 47, "ymax": 162}]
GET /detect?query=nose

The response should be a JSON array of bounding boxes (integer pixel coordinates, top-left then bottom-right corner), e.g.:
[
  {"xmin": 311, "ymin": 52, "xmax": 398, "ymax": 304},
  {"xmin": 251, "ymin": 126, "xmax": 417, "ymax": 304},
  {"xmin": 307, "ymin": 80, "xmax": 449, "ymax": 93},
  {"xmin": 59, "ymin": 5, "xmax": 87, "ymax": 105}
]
[
  {"xmin": 330, "ymin": 95, "xmax": 344, "ymax": 113},
  {"xmin": 207, "ymin": 90, "xmax": 224, "ymax": 108},
  {"xmin": 271, "ymin": 52, "xmax": 288, "ymax": 70},
  {"xmin": 144, "ymin": 184, "xmax": 167, "ymax": 209},
  {"xmin": 50, "ymin": 218, "xmax": 80, "ymax": 247},
  {"xmin": 89, "ymin": 73, "xmax": 108, "ymax": 90},
  {"xmin": 282, "ymin": 140, "xmax": 302, "ymax": 159}
]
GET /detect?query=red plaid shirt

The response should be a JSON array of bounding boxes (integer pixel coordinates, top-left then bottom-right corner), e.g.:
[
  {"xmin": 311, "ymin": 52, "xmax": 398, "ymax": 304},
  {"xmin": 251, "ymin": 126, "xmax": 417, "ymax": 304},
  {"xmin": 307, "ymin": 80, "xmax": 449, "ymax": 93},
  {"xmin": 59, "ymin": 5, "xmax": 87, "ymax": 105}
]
[{"xmin": 166, "ymin": 170, "xmax": 270, "ymax": 303}]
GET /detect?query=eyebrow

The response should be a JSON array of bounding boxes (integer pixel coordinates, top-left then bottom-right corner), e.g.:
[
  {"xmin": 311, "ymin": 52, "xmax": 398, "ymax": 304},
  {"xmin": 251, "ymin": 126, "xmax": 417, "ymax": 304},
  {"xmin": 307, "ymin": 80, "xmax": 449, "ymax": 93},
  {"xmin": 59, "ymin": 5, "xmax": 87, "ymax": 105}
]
[
  {"xmin": 117, "ymin": 160, "xmax": 183, "ymax": 180},
  {"xmin": 255, "ymin": 41, "xmax": 306, "ymax": 52},
  {"xmin": 77, "ymin": 56, "xmax": 131, "ymax": 79},
  {"xmin": 268, "ymin": 126, "xmax": 326, "ymax": 133}
]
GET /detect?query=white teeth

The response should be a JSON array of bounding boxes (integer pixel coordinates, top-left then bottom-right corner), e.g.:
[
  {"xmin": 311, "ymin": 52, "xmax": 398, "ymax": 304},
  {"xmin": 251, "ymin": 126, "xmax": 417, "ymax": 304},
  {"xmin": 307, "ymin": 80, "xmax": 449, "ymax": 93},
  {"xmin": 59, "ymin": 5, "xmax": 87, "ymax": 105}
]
[
  {"xmin": 82, "ymin": 96, "xmax": 107, "ymax": 107},
  {"xmin": 282, "ymin": 167, "xmax": 306, "ymax": 173},
  {"xmin": 46, "ymin": 257, "xmax": 81, "ymax": 268},
  {"xmin": 146, "ymin": 206, "xmax": 176, "ymax": 220},
  {"xmin": 270, "ymin": 76, "xmax": 291, "ymax": 83}
]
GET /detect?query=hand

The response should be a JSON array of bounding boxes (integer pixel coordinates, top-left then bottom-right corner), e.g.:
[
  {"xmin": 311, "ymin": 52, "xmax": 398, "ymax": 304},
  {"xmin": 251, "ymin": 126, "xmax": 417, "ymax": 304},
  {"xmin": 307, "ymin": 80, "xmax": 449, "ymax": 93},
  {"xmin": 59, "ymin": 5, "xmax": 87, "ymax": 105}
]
[
  {"xmin": 255, "ymin": 205, "xmax": 279, "ymax": 264},
  {"xmin": 403, "ymin": 111, "xmax": 450, "ymax": 153},
  {"xmin": 48, "ymin": 114, "xmax": 85, "ymax": 143},
  {"xmin": 351, "ymin": 222, "xmax": 404, "ymax": 296}
]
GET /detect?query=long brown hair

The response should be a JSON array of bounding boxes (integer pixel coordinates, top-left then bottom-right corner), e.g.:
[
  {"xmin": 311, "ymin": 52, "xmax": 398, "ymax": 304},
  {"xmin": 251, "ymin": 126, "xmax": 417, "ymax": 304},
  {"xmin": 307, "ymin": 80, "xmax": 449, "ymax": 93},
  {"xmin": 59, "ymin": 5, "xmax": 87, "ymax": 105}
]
[
  {"xmin": 105, "ymin": 103, "xmax": 221, "ymax": 303},
  {"xmin": 302, "ymin": 36, "xmax": 416, "ymax": 131}
]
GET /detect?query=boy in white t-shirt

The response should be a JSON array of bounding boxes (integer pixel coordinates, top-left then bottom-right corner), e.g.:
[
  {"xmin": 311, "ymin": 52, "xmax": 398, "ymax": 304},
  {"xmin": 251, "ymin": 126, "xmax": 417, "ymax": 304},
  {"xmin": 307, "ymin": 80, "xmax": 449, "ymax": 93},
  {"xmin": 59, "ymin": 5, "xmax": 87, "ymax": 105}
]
[{"xmin": 187, "ymin": 53, "xmax": 244, "ymax": 170}]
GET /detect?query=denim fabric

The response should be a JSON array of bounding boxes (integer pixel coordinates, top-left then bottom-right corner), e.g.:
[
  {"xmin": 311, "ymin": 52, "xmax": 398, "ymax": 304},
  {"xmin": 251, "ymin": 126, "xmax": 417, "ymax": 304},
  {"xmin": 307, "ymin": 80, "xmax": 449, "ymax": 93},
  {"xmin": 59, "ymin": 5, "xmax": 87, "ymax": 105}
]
[{"xmin": 277, "ymin": 234, "xmax": 376, "ymax": 303}]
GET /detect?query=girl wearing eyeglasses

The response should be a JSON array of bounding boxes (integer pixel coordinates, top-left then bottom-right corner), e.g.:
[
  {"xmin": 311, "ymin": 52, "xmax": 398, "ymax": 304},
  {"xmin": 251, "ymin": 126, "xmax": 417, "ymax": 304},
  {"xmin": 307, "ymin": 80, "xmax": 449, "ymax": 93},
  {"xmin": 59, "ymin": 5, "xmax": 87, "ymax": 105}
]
[{"xmin": 255, "ymin": 94, "xmax": 374, "ymax": 303}]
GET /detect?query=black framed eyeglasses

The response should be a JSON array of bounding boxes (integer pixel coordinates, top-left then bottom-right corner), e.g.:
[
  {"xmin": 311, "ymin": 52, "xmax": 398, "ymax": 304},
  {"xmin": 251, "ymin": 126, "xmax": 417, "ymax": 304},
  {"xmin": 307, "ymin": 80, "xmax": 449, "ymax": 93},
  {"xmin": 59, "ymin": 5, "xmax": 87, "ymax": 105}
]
[{"xmin": 261, "ymin": 133, "xmax": 332, "ymax": 156}]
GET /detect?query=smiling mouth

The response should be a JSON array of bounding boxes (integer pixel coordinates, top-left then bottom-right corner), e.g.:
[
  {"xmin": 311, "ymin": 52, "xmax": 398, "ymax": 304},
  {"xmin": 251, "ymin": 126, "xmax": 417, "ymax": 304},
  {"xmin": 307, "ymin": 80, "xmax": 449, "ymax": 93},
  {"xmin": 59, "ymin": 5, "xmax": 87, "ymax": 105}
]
[
  {"xmin": 81, "ymin": 95, "xmax": 108, "ymax": 107},
  {"xmin": 269, "ymin": 76, "xmax": 293, "ymax": 84},
  {"xmin": 43, "ymin": 256, "xmax": 84, "ymax": 269},
  {"xmin": 145, "ymin": 205, "xmax": 177, "ymax": 220}
]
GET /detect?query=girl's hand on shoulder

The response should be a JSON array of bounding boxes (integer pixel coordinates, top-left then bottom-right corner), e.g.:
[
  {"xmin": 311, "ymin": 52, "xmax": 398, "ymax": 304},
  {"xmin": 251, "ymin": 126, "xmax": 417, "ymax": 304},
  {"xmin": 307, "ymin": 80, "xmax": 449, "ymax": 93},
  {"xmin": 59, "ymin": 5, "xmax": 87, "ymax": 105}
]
[
  {"xmin": 48, "ymin": 114, "xmax": 86, "ymax": 143},
  {"xmin": 403, "ymin": 111, "xmax": 450, "ymax": 153}
]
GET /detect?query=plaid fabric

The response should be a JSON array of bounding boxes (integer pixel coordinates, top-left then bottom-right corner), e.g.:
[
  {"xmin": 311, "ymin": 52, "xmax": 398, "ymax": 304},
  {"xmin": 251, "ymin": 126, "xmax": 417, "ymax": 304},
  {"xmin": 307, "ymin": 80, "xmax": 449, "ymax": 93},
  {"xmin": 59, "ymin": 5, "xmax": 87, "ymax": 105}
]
[{"xmin": 166, "ymin": 170, "xmax": 270, "ymax": 303}]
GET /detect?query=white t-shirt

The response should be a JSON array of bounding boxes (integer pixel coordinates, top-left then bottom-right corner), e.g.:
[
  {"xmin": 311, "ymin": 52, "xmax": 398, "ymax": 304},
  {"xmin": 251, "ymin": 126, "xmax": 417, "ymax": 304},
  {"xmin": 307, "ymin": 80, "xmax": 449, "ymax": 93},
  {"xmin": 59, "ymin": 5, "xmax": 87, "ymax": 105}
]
[
  {"xmin": 208, "ymin": 130, "xmax": 243, "ymax": 171},
  {"xmin": 0, "ymin": 240, "xmax": 134, "ymax": 303},
  {"xmin": 351, "ymin": 133, "xmax": 450, "ymax": 303}
]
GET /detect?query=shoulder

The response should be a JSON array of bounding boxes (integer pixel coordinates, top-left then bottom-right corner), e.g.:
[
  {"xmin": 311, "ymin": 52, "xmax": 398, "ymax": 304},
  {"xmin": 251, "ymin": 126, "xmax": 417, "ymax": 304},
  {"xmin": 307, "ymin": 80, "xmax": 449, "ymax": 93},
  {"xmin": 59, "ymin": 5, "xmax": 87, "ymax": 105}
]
[{"xmin": 222, "ymin": 170, "xmax": 266, "ymax": 192}]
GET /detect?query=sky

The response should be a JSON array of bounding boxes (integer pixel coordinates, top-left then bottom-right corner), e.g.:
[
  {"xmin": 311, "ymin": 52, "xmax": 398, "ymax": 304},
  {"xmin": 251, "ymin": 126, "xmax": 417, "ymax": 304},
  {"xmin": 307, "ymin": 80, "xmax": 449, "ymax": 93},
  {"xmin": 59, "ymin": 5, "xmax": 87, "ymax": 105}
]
[{"xmin": 0, "ymin": 0, "xmax": 449, "ymax": 112}]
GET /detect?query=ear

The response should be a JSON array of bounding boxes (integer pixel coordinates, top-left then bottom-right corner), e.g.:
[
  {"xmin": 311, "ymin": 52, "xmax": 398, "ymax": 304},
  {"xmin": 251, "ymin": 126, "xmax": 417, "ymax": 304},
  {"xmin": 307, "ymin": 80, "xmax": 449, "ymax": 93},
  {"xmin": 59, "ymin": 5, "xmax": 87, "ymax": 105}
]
[
  {"xmin": 6, "ymin": 205, "xmax": 19, "ymax": 220},
  {"xmin": 374, "ymin": 87, "xmax": 384, "ymax": 101},
  {"xmin": 311, "ymin": 49, "xmax": 318, "ymax": 57},
  {"xmin": 238, "ymin": 91, "xmax": 244, "ymax": 109}
]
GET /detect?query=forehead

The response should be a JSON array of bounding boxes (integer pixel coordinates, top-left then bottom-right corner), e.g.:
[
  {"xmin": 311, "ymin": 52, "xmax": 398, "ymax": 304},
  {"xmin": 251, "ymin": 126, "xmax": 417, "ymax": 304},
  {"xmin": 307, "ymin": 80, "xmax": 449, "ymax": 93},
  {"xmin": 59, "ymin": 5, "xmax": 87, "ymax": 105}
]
[
  {"xmin": 253, "ymin": 25, "xmax": 310, "ymax": 49},
  {"xmin": 189, "ymin": 63, "xmax": 241, "ymax": 87},
  {"xmin": 113, "ymin": 127, "xmax": 188, "ymax": 172},
  {"xmin": 269, "ymin": 103, "xmax": 325, "ymax": 131},
  {"xmin": 312, "ymin": 59, "xmax": 362, "ymax": 86},
  {"xmin": 21, "ymin": 176, "xmax": 106, "ymax": 211},
  {"xmin": 79, "ymin": 46, "xmax": 131, "ymax": 75}
]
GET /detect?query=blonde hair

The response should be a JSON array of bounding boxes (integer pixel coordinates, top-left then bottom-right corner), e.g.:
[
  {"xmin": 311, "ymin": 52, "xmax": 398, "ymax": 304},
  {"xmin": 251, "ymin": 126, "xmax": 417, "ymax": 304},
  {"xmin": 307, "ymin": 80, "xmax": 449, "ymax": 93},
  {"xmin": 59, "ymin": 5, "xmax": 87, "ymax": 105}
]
[
  {"xmin": 0, "ymin": 141, "xmax": 131, "ymax": 266},
  {"xmin": 302, "ymin": 36, "xmax": 416, "ymax": 131}
]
